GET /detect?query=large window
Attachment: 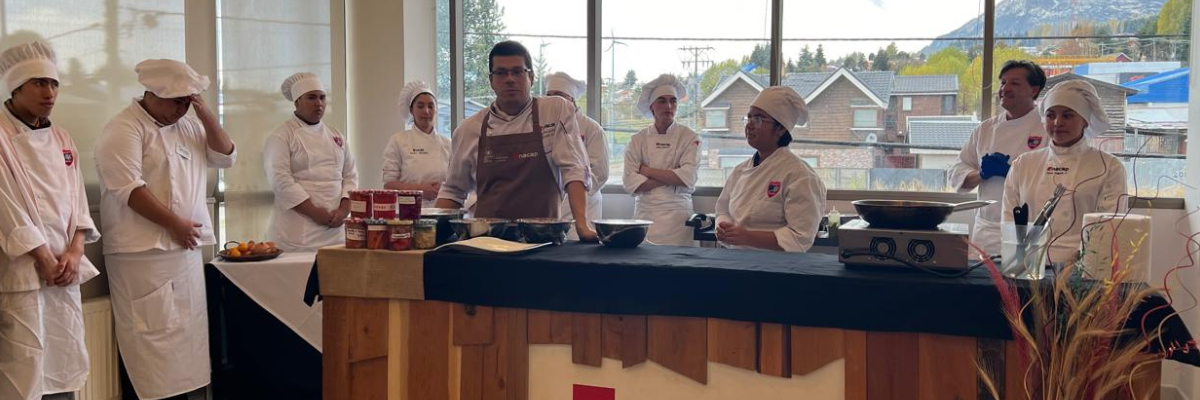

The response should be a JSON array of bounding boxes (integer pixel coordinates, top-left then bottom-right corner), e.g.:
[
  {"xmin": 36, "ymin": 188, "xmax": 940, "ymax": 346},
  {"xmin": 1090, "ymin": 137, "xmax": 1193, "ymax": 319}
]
[{"xmin": 449, "ymin": 0, "xmax": 1192, "ymax": 196}]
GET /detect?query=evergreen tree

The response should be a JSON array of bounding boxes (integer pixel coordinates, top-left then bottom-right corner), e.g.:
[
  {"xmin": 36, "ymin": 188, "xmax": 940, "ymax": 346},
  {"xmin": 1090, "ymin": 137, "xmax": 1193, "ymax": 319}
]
[{"xmin": 815, "ymin": 45, "xmax": 827, "ymax": 69}]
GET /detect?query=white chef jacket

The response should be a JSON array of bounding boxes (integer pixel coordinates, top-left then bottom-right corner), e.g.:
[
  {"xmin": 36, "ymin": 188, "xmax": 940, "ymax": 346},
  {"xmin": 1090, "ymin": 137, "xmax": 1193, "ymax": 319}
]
[
  {"xmin": 381, "ymin": 126, "xmax": 451, "ymax": 207},
  {"xmin": 1002, "ymin": 139, "xmax": 1127, "ymax": 264},
  {"xmin": 95, "ymin": 98, "xmax": 236, "ymax": 254},
  {"xmin": 622, "ymin": 122, "xmax": 700, "ymax": 246},
  {"xmin": 438, "ymin": 96, "xmax": 591, "ymax": 205},
  {"xmin": 560, "ymin": 112, "xmax": 609, "ymax": 232},
  {"xmin": 264, "ymin": 116, "xmax": 357, "ymax": 251},
  {"xmin": 0, "ymin": 107, "xmax": 98, "ymax": 400},
  {"xmin": 947, "ymin": 109, "xmax": 1045, "ymax": 255},
  {"xmin": 716, "ymin": 149, "xmax": 827, "ymax": 252}
]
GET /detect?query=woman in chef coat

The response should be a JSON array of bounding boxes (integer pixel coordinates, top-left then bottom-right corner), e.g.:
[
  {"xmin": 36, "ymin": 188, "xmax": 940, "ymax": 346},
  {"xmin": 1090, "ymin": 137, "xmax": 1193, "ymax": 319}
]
[
  {"xmin": 1002, "ymin": 80, "xmax": 1127, "ymax": 265},
  {"xmin": 382, "ymin": 81, "xmax": 452, "ymax": 207},
  {"xmin": 264, "ymin": 72, "xmax": 358, "ymax": 252},
  {"xmin": 715, "ymin": 86, "xmax": 827, "ymax": 252},
  {"xmin": 622, "ymin": 74, "xmax": 701, "ymax": 246}
]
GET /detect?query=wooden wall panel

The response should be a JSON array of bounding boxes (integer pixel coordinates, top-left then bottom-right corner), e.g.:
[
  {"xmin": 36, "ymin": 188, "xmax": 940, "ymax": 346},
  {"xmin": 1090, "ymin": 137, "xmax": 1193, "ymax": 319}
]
[
  {"xmin": 572, "ymin": 313, "xmax": 603, "ymax": 367},
  {"xmin": 324, "ymin": 297, "xmax": 390, "ymax": 400},
  {"xmin": 648, "ymin": 316, "xmax": 708, "ymax": 384},
  {"xmin": 348, "ymin": 356, "xmax": 389, "ymax": 400},
  {"xmin": 917, "ymin": 334, "xmax": 978, "ymax": 400},
  {"xmin": 1005, "ymin": 341, "xmax": 1029, "ymax": 400},
  {"xmin": 481, "ymin": 308, "xmax": 529, "ymax": 400},
  {"xmin": 706, "ymin": 319, "xmax": 756, "ymax": 371},
  {"xmin": 843, "ymin": 330, "xmax": 868, "ymax": 400},
  {"xmin": 621, "ymin": 315, "xmax": 648, "ymax": 368},
  {"xmin": 322, "ymin": 296, "xmax": 351, "ymax": 400},
  {"xmin": 348, "ymin": 298, "xmax": 390, "ymax": 362},
  {"xmin": 408, "ymin": 301, "xmax": 452, "ymax": 400},
  {"xmin": 866, "ymin": 332, "xmax": 919, "ymax": 400},
  {"xmin": 527, "ymin": 310, "xmax": 552, "ymax": 344},
  {"xmin": 791, "ymin": 327, "xmax": 844, "ymax": 376},
  {"xmin": 453, "ymin": 304, "xmax": 494, "ymax": 346},
  {"xmin": 602, "ymin": 315, "xmax": 624, "ymax": 361},
  {"xmin": 459, "ymin": 345, "xmax": 484, "ymax": 400},
  {"xmin": 549, "ymin": 311, "xmax": 573, "ymax": 345},
  {"xmin": 758, "ymin": 323, "xmax": 791, "ymax": 378}
]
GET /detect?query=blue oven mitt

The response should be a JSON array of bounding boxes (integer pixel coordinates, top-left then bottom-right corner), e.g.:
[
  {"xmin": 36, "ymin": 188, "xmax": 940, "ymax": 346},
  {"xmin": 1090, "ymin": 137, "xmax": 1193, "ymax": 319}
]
[{"xmin": 979, "ymin": 152, "xmax": 1011, "ymax": 179}]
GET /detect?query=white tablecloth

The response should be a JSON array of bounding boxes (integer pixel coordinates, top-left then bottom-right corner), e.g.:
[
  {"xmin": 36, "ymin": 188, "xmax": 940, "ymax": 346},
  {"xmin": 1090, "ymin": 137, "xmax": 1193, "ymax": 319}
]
[{"xmin": 210, "ymin": 252, "xmax": 323, "ymax": 351}]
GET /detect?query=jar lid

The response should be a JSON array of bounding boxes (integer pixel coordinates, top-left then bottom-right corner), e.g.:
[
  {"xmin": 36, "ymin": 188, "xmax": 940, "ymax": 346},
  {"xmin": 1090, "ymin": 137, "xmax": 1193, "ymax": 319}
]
[
  {"xmin": 397, "ymin": 190, "xmax": 423, "ymax": 196},
  {"xmin": 387, "ymin": 219, "xmax": 414, "ymax": 226},
  {"xmin": 414, "ymin": 218, "xmax": 437, "ymax": 227}
]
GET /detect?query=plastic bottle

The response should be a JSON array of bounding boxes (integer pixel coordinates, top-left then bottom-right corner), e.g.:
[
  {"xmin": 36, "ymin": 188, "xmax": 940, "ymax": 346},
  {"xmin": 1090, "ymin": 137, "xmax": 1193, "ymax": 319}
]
[{"xmin": 827, "ymin": 207, "xmax": 841, "ymax": 238}]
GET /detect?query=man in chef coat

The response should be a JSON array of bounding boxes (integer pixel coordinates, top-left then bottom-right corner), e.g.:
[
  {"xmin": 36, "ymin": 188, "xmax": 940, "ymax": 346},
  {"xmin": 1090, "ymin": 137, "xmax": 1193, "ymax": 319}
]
[
  {"xmin": 544, "ymin": 71, "xmax": 609, "ymax": 239},
  {"xmin": 0, "ymin": 41, "xmax": 101, "ymax": 400},
  {"xmin": 95, "ymin": 59, "xmax": 235, "ymax": 400},
  {"xmin": 264, "ymin": 72, "xmax": 357, "ymax": 251},
  {"xmin": 435, "ymin": 40, "xmax": 597, "ymax": 241},
  {"xmin": 947, "ymin": 60, "xmax": 1046, "ymax": 256}
]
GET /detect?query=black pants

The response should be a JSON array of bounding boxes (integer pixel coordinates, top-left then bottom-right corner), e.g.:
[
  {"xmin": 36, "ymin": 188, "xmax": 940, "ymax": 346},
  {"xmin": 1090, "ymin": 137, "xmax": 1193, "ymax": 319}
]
[{"xmin": 119, "ymin": 357, "xmax": 207, "ymax": 400}]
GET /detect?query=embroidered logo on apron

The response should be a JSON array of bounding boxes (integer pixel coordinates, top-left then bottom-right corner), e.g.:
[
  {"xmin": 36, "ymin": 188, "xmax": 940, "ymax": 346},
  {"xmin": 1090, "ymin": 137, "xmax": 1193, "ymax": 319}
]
[
  {"xmin": 62, "ymin": 149, "xmax": 74, "ymax": 166},
  {"xmin": 767, "ymin": 180, "xmax": 782, "ymax": 198},
  {"xmin": 655, "ymin": 143, "xmax": 670, "ymax": 149},
  {"xmin": 410, "ymin": 147, "xmax": 428, "ymax": 155},
  {"xmin": 1045, "ymin": 165, "xmax": 1069, "ymax": 175},
  {"xmin": 1027, "ymin": 136, "xmax": 1043, "ymax": 149},
  {"xmin": 332, "ymin": 136, "xmax": 344, "ymax": 148}
]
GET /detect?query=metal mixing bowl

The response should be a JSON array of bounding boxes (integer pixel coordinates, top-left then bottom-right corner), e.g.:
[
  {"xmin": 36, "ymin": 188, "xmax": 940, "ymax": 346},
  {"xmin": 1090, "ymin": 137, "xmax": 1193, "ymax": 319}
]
[
  {"xmin": 420, "ymin": 208, "xmax": 467, "ymax": 245},
  {"xmin": 515, "ymin": 218, "xmax": 573, "ymax": 245},
  {"xmin": 593, "ymin": 219, "xmax": 653, "ymax": 248},
  {"xmin": 449, "ymin": 218, "xmax": 510, "ymax": 240}
]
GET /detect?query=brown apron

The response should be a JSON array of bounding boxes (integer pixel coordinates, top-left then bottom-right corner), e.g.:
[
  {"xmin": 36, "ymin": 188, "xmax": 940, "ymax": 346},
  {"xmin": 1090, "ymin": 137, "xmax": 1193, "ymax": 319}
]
[{"xmin": 474, "ymin": 98, "xmax": 561, "ymax": 219}]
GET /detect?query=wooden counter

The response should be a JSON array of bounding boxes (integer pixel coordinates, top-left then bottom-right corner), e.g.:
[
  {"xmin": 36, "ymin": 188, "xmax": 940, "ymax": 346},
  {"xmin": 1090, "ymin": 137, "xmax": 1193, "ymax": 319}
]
[{"xmin": 317, "ymin": 246, "xmax": 1161, "ymax": 400}]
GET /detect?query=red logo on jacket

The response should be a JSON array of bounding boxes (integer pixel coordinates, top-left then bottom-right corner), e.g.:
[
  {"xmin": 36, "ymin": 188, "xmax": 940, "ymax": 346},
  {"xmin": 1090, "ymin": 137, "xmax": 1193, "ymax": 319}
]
[
  {"xmin": 332, "ymin": 136, "xmax": 344, "ymax": 148},
  {"xmin": 62, "ymin": 149, "xmax": 74, "ymax": 166},
  {"xmin": 767, "ymin": 180, "xmax": 781, "ymax": 198},
  {"xmin": 1027, "ymin": 136, "xmax": 1043, "ymax": 150}
]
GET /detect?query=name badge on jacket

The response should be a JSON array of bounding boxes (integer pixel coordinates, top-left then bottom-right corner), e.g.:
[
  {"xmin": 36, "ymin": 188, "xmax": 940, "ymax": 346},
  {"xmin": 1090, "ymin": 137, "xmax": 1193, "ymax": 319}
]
[
  {"xmin": 176, "ymin": 143, "xmax": 192, "ymax": 160},
  {"xmin": 655, "ymin": 143, "xmax": 670, "ymax": 149}
]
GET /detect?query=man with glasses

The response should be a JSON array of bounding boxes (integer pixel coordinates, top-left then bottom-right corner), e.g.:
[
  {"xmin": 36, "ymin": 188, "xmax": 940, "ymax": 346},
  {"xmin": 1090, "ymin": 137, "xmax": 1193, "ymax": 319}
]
[{"xmin": 436, "ymin": 41, "xmax": 598, "ymax": 241}]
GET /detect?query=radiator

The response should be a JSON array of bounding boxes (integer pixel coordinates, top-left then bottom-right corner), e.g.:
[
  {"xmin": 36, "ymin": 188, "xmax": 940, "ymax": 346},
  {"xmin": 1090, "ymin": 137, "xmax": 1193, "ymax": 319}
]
[{"xmin": 77, "ymin": 296, "xmax": 120, "ymax": 400}]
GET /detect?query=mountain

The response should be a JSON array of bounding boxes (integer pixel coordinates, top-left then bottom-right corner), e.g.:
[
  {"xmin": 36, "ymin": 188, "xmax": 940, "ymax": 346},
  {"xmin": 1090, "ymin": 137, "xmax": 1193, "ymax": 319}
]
[{"xmin": 921, "ymin": 0, "xmax": 1165, "ymax": 55}]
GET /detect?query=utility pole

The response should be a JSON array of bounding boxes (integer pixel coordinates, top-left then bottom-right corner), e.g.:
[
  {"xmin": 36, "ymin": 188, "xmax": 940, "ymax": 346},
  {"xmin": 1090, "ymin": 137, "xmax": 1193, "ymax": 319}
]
[{"xmin": 679, "ymin": 46, "xmax": 713, "ymax": 129}]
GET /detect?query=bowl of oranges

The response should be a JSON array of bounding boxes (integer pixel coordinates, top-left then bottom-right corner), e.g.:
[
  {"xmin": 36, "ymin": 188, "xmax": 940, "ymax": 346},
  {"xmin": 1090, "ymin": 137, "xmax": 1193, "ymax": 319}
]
[{"xmin": 220, "ymin": 241, "xmax": 283, "ymax": 262}]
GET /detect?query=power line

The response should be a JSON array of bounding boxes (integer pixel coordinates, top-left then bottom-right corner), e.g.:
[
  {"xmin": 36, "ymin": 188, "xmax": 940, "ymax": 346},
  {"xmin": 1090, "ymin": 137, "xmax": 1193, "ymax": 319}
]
[{"xmin": 465, "ymin": 31, "xmax": 1188, "ymax": 42}]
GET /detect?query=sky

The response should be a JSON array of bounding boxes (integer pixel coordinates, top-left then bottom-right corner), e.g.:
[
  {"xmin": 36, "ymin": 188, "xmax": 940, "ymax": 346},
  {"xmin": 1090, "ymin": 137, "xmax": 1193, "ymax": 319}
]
[{"xmin": 495, "ymin": 0, "xmax": 988, "ymax": 86}]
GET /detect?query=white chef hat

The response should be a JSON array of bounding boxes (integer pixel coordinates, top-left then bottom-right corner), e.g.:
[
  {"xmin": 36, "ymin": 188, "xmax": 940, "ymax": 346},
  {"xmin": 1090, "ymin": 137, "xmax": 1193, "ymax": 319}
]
[
  {"xmin": 397, "ymin": 80, "xmax": 436, "ymax": 123},
  {"xmin": 1040, "ymin": 79, "xmax": 1109, "ymax": 138},
  {"xmin": 750, "ymin": 86, "xmax": 809, "ymax": 133},
  {"xmin": 545, "ymin": 71, "xmax": 586, "ymax": 100},
  {"xmin": 135, "ymin": 59, "xmax": 210, "ymax": 99},
  {"xmin": 0, "ymin": 41, "xmax": 57, "ymax": 95},
  {"xmin": 637, "ymin": 74, "xmax": 686, "ymax": 118},
  {"xmin": 281, "ymin": 72, "xmax": 324, "ymax": 102}
]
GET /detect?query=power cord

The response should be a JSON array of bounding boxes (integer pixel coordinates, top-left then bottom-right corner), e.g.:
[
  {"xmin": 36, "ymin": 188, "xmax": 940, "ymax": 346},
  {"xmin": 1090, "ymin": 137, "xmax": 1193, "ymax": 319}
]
[{"xmin": 840, "ymin": 249, "xmax": 999, "ymax": 278}]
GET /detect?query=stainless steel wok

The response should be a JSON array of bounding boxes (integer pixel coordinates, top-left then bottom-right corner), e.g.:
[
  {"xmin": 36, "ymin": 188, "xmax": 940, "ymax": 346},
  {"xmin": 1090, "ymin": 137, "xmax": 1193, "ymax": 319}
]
[{"xmin": 851, "ymin": 200, "xmax": 995, "ymax": 230}]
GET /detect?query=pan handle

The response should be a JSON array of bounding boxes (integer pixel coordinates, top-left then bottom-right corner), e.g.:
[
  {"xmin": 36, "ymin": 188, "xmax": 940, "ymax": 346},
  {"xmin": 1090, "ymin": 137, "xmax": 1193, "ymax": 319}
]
[{"xmin": 951, "ymin": 200, "xmax": 996, "ymax": 212}]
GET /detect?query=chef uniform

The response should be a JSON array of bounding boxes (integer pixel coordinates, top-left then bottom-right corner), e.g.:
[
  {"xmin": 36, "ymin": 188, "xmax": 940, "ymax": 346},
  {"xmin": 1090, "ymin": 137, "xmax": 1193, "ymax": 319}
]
[
  {"xmin": 545, "ymin": 72, "xmax": 609, "ymax": 238},
  {"xmin": 622, "ymin": 74, "xmax": 699, "ymax": 246},
  {"xmin": 716, "ymin": 86, "xmax": 827, "ymax": 252},
  {"xmin": 381, "ymin": 81, "xmax": 451, "ymax": 208},
  {"xmin": 0, "ymin": 41, "xmax": 100, "ymax": 400},
  {"xmin": 1003, "ymin": 80, "xmax": 1126, "ymax": 264},
  {"xmin": 95, "ymin": 60, "xmax": 235, "ymax": 400},
  {"xmin": 265, "ymin": 73, "xmax": 357, "ymax": 252},
  {"xmin": 948, "ymin": 101, "xmax": 1045, "ymax": 256},
  {"xmin": 438, "ymin": 95, "xmax": 590, "ymax": 220}
]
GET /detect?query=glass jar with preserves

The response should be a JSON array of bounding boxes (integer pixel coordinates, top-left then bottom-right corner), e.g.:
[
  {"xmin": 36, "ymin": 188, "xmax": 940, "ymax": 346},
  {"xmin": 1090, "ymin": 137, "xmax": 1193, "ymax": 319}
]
[
  {"xmin": 366, "ymin": 219, "xmax": 390, "ymax": 250},
  {"xmin": 344, "ymin": 218, "xmax": 366, "ymax": 249},
  {"xmin": 413, "ymin": 219, "xmax": 437, "ymax": 250},
  {"xmin": 388, "ymin": 219, "xmax": 413, "ymax": 251},
  {"xmin": 396, "ymin": 190, "xmax": 423, "ymax": 220},
  {"xmin": 349, "ymin": 190, "xmax": 373, "ymax": 219},
  {"xmin": 372, "ymin": 190, "xmax": 398, "ymax": 219}
]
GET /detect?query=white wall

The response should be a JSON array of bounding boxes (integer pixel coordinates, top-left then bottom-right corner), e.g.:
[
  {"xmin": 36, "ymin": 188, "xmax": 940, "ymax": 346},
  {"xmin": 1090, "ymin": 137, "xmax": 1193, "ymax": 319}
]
[{"xmin": 346, "ymin": 0, "xmax": 408, "ymax": 189}]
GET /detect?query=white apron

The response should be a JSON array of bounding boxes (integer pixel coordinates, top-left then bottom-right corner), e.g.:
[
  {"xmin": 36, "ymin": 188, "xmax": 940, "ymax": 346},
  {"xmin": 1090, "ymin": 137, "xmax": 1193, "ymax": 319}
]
[
  {"xmin": 105, "ymin": 249, "xmax": 209, "ymax": 400},
  {"xmin": 0, "ymin": 113, "xmax": 98, "ymax": 399},
  {"xmin": 949, "ymin": 111, "xmax": 1044, "ymax": 256},
  {"xmin": 381, "ymin": 128, "xmax": 451, "ymax": 208},
  {"xmin": 267, "ymin": 124, "xmax": 348, "ymax": 251},
  {"xmin": 716, "ymin": 150, "xmax": 827, "ymax": 252},
  {"xmin": 626, "ymin": 125, "xmax": 697, "ymax": 247}
]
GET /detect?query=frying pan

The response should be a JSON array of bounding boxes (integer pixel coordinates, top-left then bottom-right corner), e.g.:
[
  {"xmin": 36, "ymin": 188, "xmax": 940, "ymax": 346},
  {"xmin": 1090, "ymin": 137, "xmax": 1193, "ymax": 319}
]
[{"xmin": 851, "ymin": 200, "xmax": 995, "ymax": 230}]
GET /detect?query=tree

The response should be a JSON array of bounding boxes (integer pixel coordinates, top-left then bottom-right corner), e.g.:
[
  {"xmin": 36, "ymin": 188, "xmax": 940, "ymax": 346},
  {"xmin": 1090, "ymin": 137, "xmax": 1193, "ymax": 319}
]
[
  {"xmin": 463, "ymin": 0, "xmax": 508, "ymax": 100},
  {"xmin": 814, "ymin": 45, "xmax": 827, "ymax": 70},
  {"xmin": 623, "ymin": 69, "xmax": 638, "ymax": 88},
  {"xmin": 533, "ymin": 43, "xmax": 551, "ymax": 95},
  {"xmin": 798, "ymin": 45, "xmax": 816, "ymax": 72},
  {"xmin": 900, "ymin": 47, "xmax": 968, "ymax": 76},
  {"xmin": 959, "ymin": 46, "xmax": 1034, "ymax": 115},
  {"xmin": 748, "ymin": 43, "xmax": 770, "ymax": 70},
  {"xmin": 872, "ymin": 48, "xmax": 890, "ymax": 71},
  {"xmin": 699, "ymin": 59, "xmax": 741, "ymax": 99},
  {"xmin": 837, "ymin": 51, "xmax": 868, "ymax": 71},
  {"xmin": 1156, "ymin": 0, "xmax": 1192, "ymax": 61}
]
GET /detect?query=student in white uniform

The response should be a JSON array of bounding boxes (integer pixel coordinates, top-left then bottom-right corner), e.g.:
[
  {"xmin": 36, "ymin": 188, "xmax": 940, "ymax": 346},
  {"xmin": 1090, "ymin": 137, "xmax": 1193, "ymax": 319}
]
[
  {"xmin": 435, "ymin": 41, "xmax": 597, "ymax": 241},
  {"xmin": 0, "ymin": 41, "xmax": 100, "ymax": 400},
  {"xmin": 622, "ymin": 74, "xmax": 700, "ymax": 246},
  {"xmin": 545, "ymin": 72, "xmax": 609, "ymax": 239},
  {"xmin": 382, "ymin": 80, "xmax": 450, "ymax": 206},
  {"xmin": 1003, "ymin": 80, "xmax": 1127, "ymax": 265},
  {"xmin": 95, "ymin": 59, "xmax": 235, "ymax": 400},
  {"xmin": 264, "ymin": 72, "xmax": 357, "ymax": 252},
  {"xmin": 948, "ymin": 60, "xmax": 1047, "ymax": 256},
  {"xmin": 716, "ymin": 86, "xmax": 827, "ymax": 252}
]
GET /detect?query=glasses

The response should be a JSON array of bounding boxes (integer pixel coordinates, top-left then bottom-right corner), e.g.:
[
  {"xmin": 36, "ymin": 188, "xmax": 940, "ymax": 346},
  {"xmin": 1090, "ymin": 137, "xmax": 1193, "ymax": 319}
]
[
  {"xmin": 742, "ymin": 114, "xmax": 775, "ymax": 126},
  {"xmin": 490, "ymin": 68, "xmax": 531, "ymax": 78}
]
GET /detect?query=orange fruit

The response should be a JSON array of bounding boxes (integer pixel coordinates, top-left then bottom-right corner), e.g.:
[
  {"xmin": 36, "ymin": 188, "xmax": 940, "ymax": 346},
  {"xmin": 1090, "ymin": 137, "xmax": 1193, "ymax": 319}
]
[
  {"xmin": 237, "ymin": 242, "xmax": 249, "ymax": 252},
  {"xmin": 228, "ymin": 248, "xmax": 242, "ymax": 257}
]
